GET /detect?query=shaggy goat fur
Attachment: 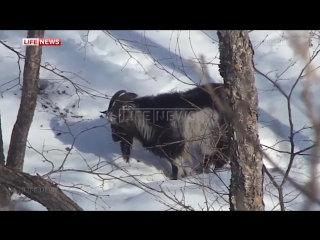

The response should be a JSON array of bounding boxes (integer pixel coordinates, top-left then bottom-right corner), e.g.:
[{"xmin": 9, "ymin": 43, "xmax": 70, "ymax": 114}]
[{"xmin": 102, "ymin": 83, "xmax": 229, "ymax": 180}]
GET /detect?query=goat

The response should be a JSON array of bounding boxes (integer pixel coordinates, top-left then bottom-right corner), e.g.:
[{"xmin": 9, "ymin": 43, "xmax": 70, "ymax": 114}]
[
  {"xmin": 101, "ymin": 90, "xmax": 138, "ymax": 162},
  {"xmin": 101, "ymin": 83, "xmax": 230, "ymax": 180}
]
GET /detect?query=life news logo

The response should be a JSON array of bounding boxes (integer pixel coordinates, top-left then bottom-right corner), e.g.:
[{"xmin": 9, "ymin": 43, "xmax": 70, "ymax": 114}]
[{"xmin": 22, "ymin": 38, "xmax": 61, "ymax": 46}]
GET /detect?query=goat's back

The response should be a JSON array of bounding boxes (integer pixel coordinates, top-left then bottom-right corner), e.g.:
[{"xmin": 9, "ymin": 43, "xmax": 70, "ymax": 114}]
[
  {"xmin": 133, "ymin": 83, "xmax": 225, "ymax": 110},
  {"xmin": 130, "ymin": 83, "xmax": 226, "ymax": 157}
]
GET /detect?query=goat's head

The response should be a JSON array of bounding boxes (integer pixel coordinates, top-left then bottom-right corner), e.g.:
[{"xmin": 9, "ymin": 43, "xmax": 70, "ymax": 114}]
[
  {"xmin": 101, "ymin": 90, "xmax": 127, "ymax": 122},
  {"xmin": 101, "ymin": 90, "xmax": 138, "ymax": 124},
  {"xmin": 118, "ymin": 103, "xmax": 136, "ymax": 124}
]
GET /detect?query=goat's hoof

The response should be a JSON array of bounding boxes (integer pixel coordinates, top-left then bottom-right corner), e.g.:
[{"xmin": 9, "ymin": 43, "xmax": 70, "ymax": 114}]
[{"xmin": 123, "ymin": 155, "xmax": 130, "ymax": 163}]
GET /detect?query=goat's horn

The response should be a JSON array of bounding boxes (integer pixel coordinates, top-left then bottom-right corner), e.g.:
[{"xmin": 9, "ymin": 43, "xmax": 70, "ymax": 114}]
[{"xmin": 107, "ymin": 90, "xmax": 127, "ymax": 112}]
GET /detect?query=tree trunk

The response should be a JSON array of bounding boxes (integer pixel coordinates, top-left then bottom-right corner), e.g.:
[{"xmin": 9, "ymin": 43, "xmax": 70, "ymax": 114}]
[
  {"xmin": 0, "ymin": 112, "xmax": 11, "ymax": 208},
  {"xmin": 0, "ymin": 30, "xmax": 83, "ymax": 210},
  {"xmin": 0, "ymin": 164, "xmax": 83, "ymax": 211},
  {"xmin": 6, "ymin": 30, "xmax": 45, "ymax": 171},
  {"xmin": 217, "ymin": 30, "xmax": 265, "ymax": 211},
  {"xmin": 0, "ymin": 112, "xmax": 4, "ymax": 166}
]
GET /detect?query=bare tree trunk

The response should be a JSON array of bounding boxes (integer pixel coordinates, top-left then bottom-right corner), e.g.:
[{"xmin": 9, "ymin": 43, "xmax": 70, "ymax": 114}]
[
  {"xmin": 6, "ymin": 30, "xmax": 45, "ymax": 171},
  {"xmin": 0, "ymin": 112, "xmax": 11, "ymax": 208},
  {"xmin": 0, "ymin": 112, "xmax": 4, "ymax": 166},
  {"xmin": 217, "ymin": 30, "xmax": 265, "ymax": 211},
  {"xmin": 0, "ymin": 31, "xmax": 83, "ymax": 211},
  {"xmin": 0, "ymin": 164, "xmax": 83, "ymax": 210}
]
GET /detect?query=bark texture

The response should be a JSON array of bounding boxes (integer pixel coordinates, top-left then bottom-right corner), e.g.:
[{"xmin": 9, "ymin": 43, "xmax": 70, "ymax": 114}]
[
  {"xmin": 6, "ymin": 30, "xmax": 45, "ymax": 171},
  {"xmin": 0, "ymin": 165, "xmax": 83, "ymax": 211},
  {"xmin": 0, "ymin": 112, "xmax": 4, "ymax": 165},
  {"xmin": 217, "ymin": 30, "xmax": 265, "ymax": 211},
  {"xmin": 0, "ymin": 112, "xmax": 11, "ymax": 207}
]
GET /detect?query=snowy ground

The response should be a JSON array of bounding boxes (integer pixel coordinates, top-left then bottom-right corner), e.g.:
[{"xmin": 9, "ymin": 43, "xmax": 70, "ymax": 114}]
[{"xmin": 0, "ymin": 30, "xmax": 319, "ymax": 210}]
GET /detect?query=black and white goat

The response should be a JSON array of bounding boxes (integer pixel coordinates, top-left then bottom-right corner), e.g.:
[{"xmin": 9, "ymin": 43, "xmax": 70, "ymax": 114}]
[
  {"xmin": 101, "ymin": 90, "xmax": 138, "ymax": 163},
  {"xmin": 102, "ymin": 83, "xmax": 229, "ymax": 180}
]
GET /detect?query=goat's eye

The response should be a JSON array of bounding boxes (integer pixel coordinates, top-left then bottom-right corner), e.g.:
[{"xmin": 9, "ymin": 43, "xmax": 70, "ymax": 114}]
[{"xmin": 108, "ymin": 114, "xmax": 118, "ymax": 123}]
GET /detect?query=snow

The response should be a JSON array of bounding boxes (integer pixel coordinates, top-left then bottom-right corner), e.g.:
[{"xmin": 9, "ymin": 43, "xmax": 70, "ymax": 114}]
[{"xmin": 0, "ymin": 30, "xmax": 319, "ymax": 211}]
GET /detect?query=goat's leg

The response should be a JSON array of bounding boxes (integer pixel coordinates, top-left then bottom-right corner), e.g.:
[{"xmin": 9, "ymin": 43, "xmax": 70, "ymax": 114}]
[
  {"xmin": 120, "ymin": 134, "xmax": 134, "ymax": 163},
  {"xmin": 170, "ymin": 163, "xmax": 179, "ymax": 180},
  {"xmin": 203, "ymin": 155, "xmax": 212, "ymax": 169},
  {"xmin": 120, "ymin": 141, "xmax": 131, "ymax": 163},
  {"xmin": 214, "ymin": 157, "xmax": 227, "ymax": 169},
  {"xmin": 170, "ymin": 158, "xmax": 187, "ymax": 180},
  {"xmin": 197, "ymin": 155, "xmax": 213, "ymax": 173},
  {"xmin": 203, "ymin": 154, "xmax": 228, "ymax": 172},
  {"xmin": 212, "ymin": 139, "xmax": 229, "ymax": 170}
]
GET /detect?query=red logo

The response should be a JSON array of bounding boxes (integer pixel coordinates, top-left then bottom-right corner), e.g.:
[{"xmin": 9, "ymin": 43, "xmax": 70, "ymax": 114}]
[{"xmin": 22, "ymin": 38, "xmax": 61, "ymax": 46}]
